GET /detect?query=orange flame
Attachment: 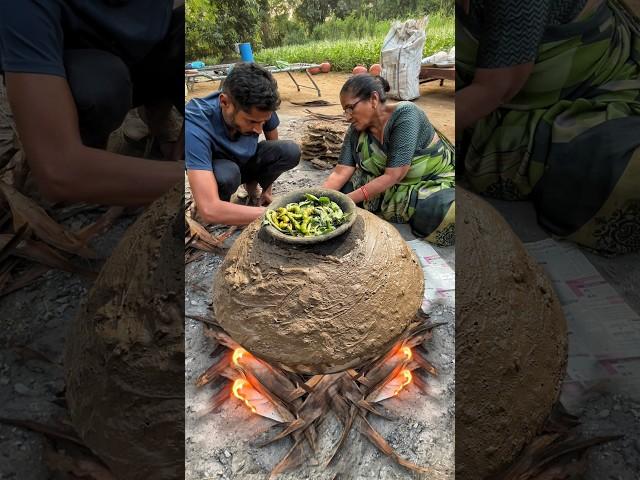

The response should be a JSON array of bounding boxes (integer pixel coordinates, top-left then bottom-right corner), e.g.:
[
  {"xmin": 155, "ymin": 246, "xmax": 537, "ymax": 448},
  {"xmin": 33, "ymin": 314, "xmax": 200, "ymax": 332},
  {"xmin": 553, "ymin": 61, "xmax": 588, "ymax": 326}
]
[
  {"xmin": 393, "ymin": 369, "xmax": 412, "ymax": 396},
  {"xmin": 401, "ymin": 346, "xmax": 412, "ymax": 361},
  {"xmin": 232, "ymin": 347, "xmax": 247, "ymax": 367},
  {"xmin": 232, "ymin": 378, "xmax": 257, "ymax": 413}
]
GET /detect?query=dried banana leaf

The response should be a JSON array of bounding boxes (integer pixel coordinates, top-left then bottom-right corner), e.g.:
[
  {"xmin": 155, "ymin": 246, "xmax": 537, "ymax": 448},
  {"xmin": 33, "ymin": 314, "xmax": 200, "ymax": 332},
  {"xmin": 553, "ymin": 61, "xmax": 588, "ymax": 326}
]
[
  {"xmin": 0, "ymin": 234, "xmax": 97, "ymax": 278},
  {"xmin": 0, "ymin": 181, "xmax": 97, "ymax": 258}
]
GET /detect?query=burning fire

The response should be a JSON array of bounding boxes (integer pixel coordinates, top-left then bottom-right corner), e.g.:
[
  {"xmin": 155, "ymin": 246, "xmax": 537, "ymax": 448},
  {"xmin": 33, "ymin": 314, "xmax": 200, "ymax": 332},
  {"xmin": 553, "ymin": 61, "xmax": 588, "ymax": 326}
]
[
  {"xmin": 393, "ymin": 345, "xmax": 413, "ymax": 397},
  {"xmin": 199, "ymin": 320, "xmax": 437, "ymax": 476},
  {"xmin": 232, "ymin": 347, "xmax": 247, "ymax": 366},
  {"xmin": 402, "ymin": 346, "xmax": 412, "ymax": 361},
  {"xmin": 232, "ymin": 378, "xmax": 257, "ymax": 413},
  {"xmin": 232, "ymin": 345, "xmax": 414, "ymax": 415},
  {"xmin": 394, "ymin": 369, "xmax": 413, "ymax": 396},
  {"xmin": 231, "ymin": 348, "xmax": 256, "ymax": 412}
]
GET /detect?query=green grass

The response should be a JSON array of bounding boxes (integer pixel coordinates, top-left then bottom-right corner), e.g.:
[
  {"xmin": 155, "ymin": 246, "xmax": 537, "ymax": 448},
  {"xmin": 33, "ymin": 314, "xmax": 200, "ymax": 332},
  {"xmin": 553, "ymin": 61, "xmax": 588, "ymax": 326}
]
[{"xmin": 253, "ymin": 14, "xmax": 453, "ymax": 72}]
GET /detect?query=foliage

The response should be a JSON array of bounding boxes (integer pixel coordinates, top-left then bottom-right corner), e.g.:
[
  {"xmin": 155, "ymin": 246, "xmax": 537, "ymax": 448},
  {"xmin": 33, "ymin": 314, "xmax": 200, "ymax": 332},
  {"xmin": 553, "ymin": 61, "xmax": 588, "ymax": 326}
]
[
  {"xmin": 186, "ymin": 0, "xmax": 454, "ymax": 63},
  {"xmin": 186, "ymin": 0, "xmax": 266, "ymax": 61},
  {"xmin": 253, "ymin": 13, "xmax": 454, "ymax": 72}
]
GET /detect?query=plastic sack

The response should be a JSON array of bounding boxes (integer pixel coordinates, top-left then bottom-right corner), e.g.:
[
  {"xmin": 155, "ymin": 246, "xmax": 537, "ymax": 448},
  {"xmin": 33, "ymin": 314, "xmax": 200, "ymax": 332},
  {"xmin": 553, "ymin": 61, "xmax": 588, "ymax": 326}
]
[{"xmin": 380, "ymin": 17, "xmax": 428, "ymax": 100}]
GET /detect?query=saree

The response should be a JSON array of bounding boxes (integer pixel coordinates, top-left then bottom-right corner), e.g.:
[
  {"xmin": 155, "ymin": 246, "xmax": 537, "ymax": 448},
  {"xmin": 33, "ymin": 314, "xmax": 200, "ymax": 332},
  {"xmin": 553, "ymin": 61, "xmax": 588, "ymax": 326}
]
[
  {"xmin": 348, "ymin": 131, "xmax": 456, "ymax": 246},
  {"xmin": 457, "ymin": 0, "xmax": 640, "ymax": 254}
]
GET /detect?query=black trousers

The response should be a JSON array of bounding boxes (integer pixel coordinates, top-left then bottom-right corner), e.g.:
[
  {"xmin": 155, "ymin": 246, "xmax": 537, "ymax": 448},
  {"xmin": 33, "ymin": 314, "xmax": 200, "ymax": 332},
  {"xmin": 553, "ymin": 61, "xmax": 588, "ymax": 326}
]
[
  {"xmin": 213, "ymin": 141, "xmax": 301, "ymax": 201},
  {"xmin": 64, "ymin": 5, "xmax": 184, "ymax": 148}
]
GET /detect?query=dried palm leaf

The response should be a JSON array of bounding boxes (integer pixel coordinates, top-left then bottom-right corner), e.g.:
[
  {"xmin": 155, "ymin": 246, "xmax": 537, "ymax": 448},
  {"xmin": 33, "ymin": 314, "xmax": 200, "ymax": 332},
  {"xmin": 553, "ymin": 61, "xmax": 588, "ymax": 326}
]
[
  {"xmin": 268, "ymin": 436, "xmax": 307, "ymax": 479},
  {"xmin": 0, "ymin": 181, "xmax": 97, "ymax": 258},
  {"xmin": 495, "ymin": 434, "xmax": 622, "ymax": 480},
  {"xmin": 0, "ymin": 149, "xmax": 28, "ymax": 191},
  {"xmin": 196, "ymin": 351, "xmax": 232, "ymax": 387},
  {"xmin": 0, "ymin": 264, "xmax": 48, "ymax": 298},
  {"xmin": 0, "ymin": 234, "xmax": 96, "ymax": 278},
  {"xmin": 354, "ymin": 413, "xmax": 433, "ymax": 475},
  {"xmin": 75, "ymin": 206, "xmax": 124, "ymax": 242},
  {"xmin": 43, "ymin": 443, "xmax": 116, "ymax": 480},
  {"xmin": 198, "ymin": 382, "xmax": 233, "ymax": 417},
  {"xmin": 0, "ymin": 223, "xmax": 29, "ymax": 264},
  {"xmin": 290, "ymin": 100, "xmax": 336, "ymax": 106},
  {"xmin": 0, "ymin": 417, "xmax": 84, "ymax": 446}
]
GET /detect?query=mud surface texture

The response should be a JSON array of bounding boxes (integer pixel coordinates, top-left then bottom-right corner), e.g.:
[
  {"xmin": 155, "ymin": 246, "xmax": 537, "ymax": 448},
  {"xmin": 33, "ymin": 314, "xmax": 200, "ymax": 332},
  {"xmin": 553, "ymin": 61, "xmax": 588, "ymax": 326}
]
[
  {"xmin": 455, "ymin": 188, "xmax": 568, "ymax": 480},
  {"xmin": 214, "ymin": 209, "xmax": 424, "ymax": 374},
  {"xmin": 63, "ymin": 184, "xmax": 185, "ymax": 479}
]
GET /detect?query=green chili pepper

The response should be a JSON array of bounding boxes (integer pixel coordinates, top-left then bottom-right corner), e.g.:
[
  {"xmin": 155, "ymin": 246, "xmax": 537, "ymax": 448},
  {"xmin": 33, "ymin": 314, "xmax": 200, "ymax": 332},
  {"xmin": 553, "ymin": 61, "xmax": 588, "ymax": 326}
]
[
  {"xmin": 265, "ymin": 211, "xmax": 286, "ymax": 232},
  {"xmin": 265, "ymin": 193, "xmax": 351, "ymax": 237}
]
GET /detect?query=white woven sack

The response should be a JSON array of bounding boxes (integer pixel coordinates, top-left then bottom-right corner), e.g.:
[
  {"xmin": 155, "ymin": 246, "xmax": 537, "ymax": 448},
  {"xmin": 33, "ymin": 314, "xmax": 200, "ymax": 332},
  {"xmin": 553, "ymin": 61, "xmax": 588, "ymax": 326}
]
[{"xmin": 380, "ymin": 16, "xmax": 428, "ymax": 100}]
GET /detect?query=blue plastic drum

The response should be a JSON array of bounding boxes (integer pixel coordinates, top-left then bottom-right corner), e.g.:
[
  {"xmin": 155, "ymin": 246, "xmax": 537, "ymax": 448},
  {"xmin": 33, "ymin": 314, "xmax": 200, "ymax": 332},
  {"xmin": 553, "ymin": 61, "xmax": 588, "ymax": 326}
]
[{"xmin": 238, "ymin": 43, "xmax": 254, "ymax": 62}]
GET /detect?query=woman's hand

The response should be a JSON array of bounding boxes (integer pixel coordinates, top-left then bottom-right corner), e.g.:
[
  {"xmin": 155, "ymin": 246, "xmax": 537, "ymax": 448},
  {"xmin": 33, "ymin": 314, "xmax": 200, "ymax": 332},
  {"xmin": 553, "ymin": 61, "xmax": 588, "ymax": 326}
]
[
  {"xmin": 348, "ymin": 166, "xmax": 409, "ymax": 203},
  {"xmin": 322, "ymin": 165, "xmax": 356, "ymax": 191},
  {"xmin": 456, "ymin": 62, "xmax": 534, "ymax": 134}
]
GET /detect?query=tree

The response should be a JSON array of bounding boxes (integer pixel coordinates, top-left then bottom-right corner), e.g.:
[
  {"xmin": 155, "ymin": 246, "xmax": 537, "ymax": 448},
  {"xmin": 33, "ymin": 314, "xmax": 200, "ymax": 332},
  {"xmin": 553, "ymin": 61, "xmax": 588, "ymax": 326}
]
[
  {"xmin": 186, "ymin": 0, "xmax": 266, "ymax": 61},
  {"xmin": 294, "ymin": 0, "xmax": 335, "ymax": 33}
]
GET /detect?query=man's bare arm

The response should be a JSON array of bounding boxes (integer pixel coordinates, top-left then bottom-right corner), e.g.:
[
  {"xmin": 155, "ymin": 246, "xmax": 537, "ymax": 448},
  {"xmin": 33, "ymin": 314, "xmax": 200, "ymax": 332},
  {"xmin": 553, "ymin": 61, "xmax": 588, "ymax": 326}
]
[
  {"xmin": 187, "ymin": 169, "xmax": 265, "ymax": 225},
  {"xmin": 6, "ymin": 73, "xmax": 183, "ymax": 205}
]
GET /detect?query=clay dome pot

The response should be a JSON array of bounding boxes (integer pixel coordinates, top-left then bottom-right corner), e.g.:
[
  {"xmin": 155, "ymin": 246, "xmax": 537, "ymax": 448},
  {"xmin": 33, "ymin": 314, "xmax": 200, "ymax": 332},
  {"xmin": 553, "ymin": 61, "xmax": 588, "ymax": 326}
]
[
  {"xmin": 352, "ymin": 65, "xmax": 367, "ymax": 75},
  {"xmin": 213, "ymin": 205, "xmax": 424, "ymax": 374},
  {"xmin": 456, "ymin": 188, "xmax": 568, "ymax": 479},
  {"xmin": 369, "ymin": 63, "xmax": 382, "ymax": 76},
  {"xmin": 307, "ymin": 66, "xmax": 321, "ymax": 75},
  {"xmin": 64, "ymin": 184, "xmax": 184, "ymax": 480},
  {"xmin": 320, "ymin": 62, "xmax": 331, "ymax": 73}
]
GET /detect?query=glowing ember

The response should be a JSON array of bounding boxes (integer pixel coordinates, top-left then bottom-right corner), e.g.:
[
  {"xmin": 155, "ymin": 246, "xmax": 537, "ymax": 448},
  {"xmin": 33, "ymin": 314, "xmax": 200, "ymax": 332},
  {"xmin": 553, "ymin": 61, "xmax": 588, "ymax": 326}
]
[
  {"xmin": 232, "ymin": 347, "xmax": 247, "ymax": 366},
  {"xmin": 394, "ymin": 369, "xmax": 413, "ymax": 396},
  {"xmin": 198, "ymin": 320, "xmax": 440, "ymax": 477},
  {"xmin": 402, "ymin": 346, "xmax": 412, "ymax": 361},
  {"xmin": 231, "ymin": 378, "xmax": 285, "ymax": 422},
  {"xmin": 232, "ymin": 378, "xmax": 257, "ymax": 413}
]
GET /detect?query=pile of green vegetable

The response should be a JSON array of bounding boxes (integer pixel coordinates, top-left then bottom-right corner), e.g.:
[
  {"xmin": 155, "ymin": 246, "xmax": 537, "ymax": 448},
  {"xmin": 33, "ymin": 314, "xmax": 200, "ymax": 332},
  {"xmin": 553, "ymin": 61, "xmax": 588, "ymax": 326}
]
[{"xmin": 264, "ymin": 193, "xmax": 351, "ymax": 237}]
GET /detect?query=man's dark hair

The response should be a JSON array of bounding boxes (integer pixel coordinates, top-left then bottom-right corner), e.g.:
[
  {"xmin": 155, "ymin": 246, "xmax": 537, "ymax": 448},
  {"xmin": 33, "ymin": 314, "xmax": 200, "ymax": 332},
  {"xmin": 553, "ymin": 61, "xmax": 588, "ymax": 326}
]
[
  {"xmin": 340, "ymin": 74, "xmax": 391, "ymax": 103},
  {"xmin": 221, "ymin": 62, "xmax": 281, "ymax": 112}
]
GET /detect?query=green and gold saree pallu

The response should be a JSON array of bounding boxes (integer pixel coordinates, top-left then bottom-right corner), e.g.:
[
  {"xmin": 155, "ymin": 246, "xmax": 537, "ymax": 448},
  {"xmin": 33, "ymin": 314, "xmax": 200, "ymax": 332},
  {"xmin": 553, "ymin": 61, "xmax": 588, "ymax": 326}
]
[
  {"xmin": 457, "ymin": 0, "xmax": 640, "ymax": 254},
  {"xmin": 350, "ymin": 132, "xmax": 456, "ymax": 247}
]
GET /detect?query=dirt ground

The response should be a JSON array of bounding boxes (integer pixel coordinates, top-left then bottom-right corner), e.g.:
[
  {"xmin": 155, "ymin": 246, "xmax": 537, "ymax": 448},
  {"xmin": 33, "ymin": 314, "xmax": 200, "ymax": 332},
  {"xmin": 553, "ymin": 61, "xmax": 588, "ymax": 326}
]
[
  {"xmin": 187, "ymin": 71, "xmax": 456, "ymax": 142},
  {"xmin": 184, "ymin": 74, "xmax": 456, "ymax": 479}
]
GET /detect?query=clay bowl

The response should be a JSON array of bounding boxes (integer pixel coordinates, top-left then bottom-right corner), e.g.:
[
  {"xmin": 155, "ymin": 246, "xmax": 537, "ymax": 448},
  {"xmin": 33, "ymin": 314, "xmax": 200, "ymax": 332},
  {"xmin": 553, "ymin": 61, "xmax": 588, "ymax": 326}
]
[{"xmin": 262, "ymin": 188, "xmax": 356, "ymax": 245}]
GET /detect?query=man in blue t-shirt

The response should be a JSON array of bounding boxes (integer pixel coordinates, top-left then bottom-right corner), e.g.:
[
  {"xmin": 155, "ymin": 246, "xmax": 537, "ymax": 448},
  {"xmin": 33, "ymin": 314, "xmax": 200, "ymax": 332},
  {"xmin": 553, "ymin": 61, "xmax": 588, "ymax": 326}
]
[
  {"xmin": 186, "ymin": 62, "xmax": 300, "ymax": 226},
  {"xmin": 0, "ymin": 1, "xmax": 184, "ymax": 205}
]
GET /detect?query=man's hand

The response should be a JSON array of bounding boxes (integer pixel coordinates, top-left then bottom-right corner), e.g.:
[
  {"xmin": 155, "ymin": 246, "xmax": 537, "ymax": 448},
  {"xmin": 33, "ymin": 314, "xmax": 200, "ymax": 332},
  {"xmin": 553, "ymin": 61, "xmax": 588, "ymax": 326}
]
[
  {"xmin": 187, "ymin": 169, "xmax": 265, "ymax": 225},
  {"xmin": 5, "ymin": 73, "xmax": 182, "ymax": 205},
  {"xmin": 258, "ymin": 185, "xmax": 273, "ymax": 206}
]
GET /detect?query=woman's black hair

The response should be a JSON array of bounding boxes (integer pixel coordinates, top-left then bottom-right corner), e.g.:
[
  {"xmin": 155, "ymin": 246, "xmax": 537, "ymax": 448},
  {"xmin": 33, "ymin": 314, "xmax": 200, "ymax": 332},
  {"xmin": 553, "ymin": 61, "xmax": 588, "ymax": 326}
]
[
  {"xmin": 221, "ymin": 62, "xmax": 281, "ymax": 112},
  {"xmin": 340, "ymin": 74, "xmax": 391, "ymax": 103}
]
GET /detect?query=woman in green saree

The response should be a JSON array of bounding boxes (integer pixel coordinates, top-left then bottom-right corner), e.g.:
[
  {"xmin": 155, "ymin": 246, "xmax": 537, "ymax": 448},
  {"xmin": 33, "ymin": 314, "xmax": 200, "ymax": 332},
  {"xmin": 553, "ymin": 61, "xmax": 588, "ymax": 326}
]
[
  {"xmin": 323, "ymin": 75, "xmax": 456, "ymax": 246},
  {"xmin": 456, "ymin": 0, "xmax": 640, "ymax": 254}
]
